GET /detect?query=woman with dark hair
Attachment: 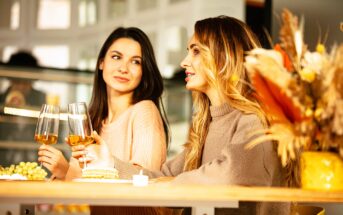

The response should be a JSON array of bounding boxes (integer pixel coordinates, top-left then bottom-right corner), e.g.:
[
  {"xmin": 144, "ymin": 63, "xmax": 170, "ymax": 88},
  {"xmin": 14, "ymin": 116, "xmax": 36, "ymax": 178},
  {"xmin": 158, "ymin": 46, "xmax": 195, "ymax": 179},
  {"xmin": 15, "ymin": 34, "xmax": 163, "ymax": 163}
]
[
  {"xmin": 38, "ymin": 27, "xmax": 169, "ymax": 181},
  {"xmin": 89, "ymin": 27, "xmax": 168, "ymax": 140},
  {"xmin": 72, "ymin": 16, "xmax": 289, "ymax": 215}
]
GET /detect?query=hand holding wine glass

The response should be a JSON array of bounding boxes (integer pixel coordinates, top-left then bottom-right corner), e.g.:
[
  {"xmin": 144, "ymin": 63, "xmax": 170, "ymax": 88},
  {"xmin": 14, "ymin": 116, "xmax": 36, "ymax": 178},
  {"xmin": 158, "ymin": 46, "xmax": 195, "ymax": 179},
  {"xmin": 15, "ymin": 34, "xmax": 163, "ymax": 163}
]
[
  {"xmin": 71, "ymin": 130, "xmax": 114, "ymax": 168},
  {"xmin": 34, "ymin": 104, "xmax": 60, "ymax": 166},
  {"xmin": 67, "ymin": 102, "xmax": 94, "ymax": 168}
]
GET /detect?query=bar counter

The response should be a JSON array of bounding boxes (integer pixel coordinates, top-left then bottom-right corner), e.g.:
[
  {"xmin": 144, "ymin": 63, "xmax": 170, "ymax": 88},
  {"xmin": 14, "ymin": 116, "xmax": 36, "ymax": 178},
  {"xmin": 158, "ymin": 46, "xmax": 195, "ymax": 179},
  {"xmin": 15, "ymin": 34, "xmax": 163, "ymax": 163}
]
[{"xmin": 1, "ymin": 180, "xmax": 343, "ymax": 215}]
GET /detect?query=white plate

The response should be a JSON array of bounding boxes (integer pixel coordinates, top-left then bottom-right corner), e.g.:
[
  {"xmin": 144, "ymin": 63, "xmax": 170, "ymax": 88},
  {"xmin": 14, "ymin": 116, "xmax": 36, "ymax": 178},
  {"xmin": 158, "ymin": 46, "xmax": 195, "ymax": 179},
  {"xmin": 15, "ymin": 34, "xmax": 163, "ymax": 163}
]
[
  {"xmin": 73, "ymin": 178, "xmax": 132, "ymax": 183},
  {"xmin": 0, "ymin": 174, "xmax": 27, "ymax": 180}
]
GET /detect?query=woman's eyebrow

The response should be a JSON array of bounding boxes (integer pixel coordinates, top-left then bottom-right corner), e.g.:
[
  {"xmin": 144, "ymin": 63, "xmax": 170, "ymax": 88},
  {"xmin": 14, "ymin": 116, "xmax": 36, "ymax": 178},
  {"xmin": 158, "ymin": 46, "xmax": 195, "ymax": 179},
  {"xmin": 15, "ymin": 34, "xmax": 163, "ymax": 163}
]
[
  {"xmin": 187, "ymin": 43, "xmax": 197, "ymax": 50},
  {"xmin": 110, "ymin": 50, "xmax": 141, "ymax": 59},
  {"xmin": 110, "ymin": 50, "xmax": 122, "ymax": 55}
]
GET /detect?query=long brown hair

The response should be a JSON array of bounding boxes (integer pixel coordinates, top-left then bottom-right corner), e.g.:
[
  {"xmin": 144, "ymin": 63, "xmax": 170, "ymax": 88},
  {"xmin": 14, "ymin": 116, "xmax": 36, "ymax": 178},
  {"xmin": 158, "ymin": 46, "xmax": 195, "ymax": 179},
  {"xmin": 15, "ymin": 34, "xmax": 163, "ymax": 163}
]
[
  {"xmin": 183, "ymin": 16, "xmax": 266, "ymax": 171},
  {"xmin": 88, "ymin": 27, "xmax": 169, "ymax": 145}
]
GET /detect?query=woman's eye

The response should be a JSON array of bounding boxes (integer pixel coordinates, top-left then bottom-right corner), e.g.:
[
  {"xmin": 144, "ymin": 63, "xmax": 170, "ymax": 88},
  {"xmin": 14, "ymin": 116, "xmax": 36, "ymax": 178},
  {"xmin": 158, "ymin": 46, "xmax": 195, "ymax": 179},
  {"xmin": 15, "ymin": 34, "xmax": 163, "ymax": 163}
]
[
  {"xmin": 132, "ymin": 60, "xmax": 141, "ymax": 65},
  {"xmin": 112, "ymin": 55, "xmax": 120, "ymax": 60},
  {"xmin": 193, "ymin": 48, "xmax": 200, "ymax": 56}
]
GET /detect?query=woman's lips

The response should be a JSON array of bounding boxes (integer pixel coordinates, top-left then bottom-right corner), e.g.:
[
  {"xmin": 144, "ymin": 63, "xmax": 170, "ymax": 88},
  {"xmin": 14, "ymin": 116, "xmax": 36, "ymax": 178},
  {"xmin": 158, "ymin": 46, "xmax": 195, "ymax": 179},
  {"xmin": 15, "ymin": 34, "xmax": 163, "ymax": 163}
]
[
  {"xmin": 114, "ymin": 76, "xmax": 129, "ymax": 82},
  {"xmin": 185, "ymin": 71, "xmax": 195, "ymax": 82}
]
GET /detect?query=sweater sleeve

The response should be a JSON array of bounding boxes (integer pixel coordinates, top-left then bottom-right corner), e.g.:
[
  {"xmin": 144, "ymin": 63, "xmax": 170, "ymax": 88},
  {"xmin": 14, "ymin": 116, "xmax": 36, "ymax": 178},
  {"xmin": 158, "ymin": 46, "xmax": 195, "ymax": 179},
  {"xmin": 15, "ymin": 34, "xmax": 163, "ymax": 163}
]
[
  {"xmin": 172, "ymin": 114, "xmax": 273, "ymax": 186},
  {"xmin": 129, "ymin": 101, "xmax": 167, "ymax": 170},
  {"xmin": 114, "ymin": 149, "xmax": 186, "ymax": 179},
  {"xmin": 115, "ymin": 114, "xmax": 274, "ymax": 187}
]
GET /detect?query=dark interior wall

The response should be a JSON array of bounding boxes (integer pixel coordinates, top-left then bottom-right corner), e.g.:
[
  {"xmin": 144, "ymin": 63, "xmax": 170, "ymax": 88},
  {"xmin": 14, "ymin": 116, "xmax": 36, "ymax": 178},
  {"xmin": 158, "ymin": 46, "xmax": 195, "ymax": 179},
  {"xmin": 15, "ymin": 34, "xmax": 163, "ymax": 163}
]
[
  {"xmin": 246, "ymin": 0, "xmax": 272, "ymax": 48},
  {"xmin": 272, "ymin": 0, "xmax": 343, "ymax": 49}
]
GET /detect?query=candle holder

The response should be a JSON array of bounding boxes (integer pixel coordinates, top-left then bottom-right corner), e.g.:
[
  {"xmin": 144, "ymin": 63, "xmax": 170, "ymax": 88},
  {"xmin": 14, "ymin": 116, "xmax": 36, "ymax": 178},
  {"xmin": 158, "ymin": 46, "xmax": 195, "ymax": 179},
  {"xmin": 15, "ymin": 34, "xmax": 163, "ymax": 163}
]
[{"xmin": 132, "ymin": 170, "xmax": 149, "ymax": 186}]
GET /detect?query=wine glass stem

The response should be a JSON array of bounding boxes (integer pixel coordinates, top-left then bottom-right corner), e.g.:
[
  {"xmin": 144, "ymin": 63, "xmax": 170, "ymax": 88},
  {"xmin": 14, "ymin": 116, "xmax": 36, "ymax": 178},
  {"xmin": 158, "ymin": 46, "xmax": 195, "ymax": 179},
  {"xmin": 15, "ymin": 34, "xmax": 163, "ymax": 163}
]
[
  {"xmin": 40, "ymin": 144, "xmax": 45, "ymax": 167},
  {"xmin": 83, "ymin": 154, "xmax": 87, "ymax": 168}
]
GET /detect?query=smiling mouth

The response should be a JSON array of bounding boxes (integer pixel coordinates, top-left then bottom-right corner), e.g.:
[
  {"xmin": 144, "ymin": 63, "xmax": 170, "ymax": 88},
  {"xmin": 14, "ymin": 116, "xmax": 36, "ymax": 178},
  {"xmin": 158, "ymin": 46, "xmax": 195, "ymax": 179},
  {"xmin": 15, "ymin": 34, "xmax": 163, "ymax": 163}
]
[
  {"xmin": 185, "ymin": 71, "xmax": 195, "ymax": 77},
  {"xmin": 185, "ymin": 72, "xmax": 195, "ymax": 82}
]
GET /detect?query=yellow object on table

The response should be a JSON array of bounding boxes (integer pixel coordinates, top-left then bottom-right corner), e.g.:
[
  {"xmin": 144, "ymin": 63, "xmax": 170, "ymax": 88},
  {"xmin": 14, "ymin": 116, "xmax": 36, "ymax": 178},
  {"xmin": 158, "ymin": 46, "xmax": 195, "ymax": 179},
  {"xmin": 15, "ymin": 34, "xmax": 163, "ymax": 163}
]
[
  {"xmin": 301, "ymin": 152, "xmax": 343, "ymax": 191},
  {"xmin": 290, "ymin": 205, "xmax": 325, "ymax": 215}
]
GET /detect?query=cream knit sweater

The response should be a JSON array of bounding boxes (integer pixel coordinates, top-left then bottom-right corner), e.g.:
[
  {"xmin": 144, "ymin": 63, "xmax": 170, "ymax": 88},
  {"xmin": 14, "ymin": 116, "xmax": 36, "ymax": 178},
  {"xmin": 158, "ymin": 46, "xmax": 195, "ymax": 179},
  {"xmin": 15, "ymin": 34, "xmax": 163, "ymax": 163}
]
[
  {"xmin": 101, "ymin": 100, "xmax": 166, "ymax": 170},
  {"xmin": 66, "ymin": 100, "xmax": 167, "ymax": 179}
]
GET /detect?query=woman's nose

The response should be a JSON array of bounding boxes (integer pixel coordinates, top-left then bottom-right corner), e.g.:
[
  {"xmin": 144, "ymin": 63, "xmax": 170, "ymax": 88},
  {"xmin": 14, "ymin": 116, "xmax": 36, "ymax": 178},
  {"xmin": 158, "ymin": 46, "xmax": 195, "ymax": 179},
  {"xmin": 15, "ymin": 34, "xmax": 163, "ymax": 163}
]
[
  {"xmin": 117, "ymin": 63, "xmax": 128, "ymax": 73},
  {"xmin": 180, "ymin": 54, "xmax": 190, "ymax": 69}
]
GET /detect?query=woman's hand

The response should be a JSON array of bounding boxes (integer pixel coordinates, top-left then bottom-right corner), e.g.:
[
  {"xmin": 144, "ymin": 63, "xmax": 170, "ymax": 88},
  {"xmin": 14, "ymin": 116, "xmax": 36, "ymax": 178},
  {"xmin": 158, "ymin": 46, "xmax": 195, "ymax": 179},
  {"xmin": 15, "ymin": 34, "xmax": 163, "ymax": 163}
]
[
  {"xmin": 150, "ymin": 177, "xmax": 175, "ymax": 183},
  {"xmin": 38, "ymin": 145, "xmax": 69, "ymax": 179},
  {"xmin": 71, "ymin": 131, "xmax": 114, "ymax": 168}
]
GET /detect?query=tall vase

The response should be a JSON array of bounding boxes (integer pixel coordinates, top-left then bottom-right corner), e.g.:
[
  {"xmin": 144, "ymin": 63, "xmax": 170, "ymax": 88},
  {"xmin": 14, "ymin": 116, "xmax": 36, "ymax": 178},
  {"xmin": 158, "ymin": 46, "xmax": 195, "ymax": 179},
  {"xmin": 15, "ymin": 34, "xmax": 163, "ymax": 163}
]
[{"xmin": 301, "ymin": 151, "xmax": 343, "ymax": 190}]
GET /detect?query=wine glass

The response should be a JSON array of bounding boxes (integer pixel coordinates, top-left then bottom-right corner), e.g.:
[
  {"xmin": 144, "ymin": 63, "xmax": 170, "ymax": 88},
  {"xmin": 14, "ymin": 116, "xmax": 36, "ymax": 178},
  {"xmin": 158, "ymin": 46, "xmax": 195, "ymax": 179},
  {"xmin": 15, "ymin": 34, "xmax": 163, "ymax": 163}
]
[
  {"xmin": 67, "ymin": 102, "xmax": 94, "ymax": 168},
  {"xmin": 34, "ymin": 104, "xmax": 60, "ymax": 166}
]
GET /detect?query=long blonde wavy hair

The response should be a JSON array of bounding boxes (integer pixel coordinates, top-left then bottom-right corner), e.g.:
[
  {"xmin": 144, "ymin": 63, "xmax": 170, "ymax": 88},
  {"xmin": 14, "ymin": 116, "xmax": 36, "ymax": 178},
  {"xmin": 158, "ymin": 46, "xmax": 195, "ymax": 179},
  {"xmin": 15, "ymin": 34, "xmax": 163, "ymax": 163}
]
[{"xmin": 183, "ymin": 16, "xmax": 267, "ymax": 171}]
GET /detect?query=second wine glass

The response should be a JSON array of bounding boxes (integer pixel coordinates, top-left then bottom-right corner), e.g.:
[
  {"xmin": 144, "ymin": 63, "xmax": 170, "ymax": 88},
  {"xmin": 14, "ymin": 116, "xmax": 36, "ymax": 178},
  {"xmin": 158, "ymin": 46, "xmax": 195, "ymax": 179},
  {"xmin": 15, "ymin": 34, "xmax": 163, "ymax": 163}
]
[{"xmin": 67, "ymin": 102, "xmax": 94, "ymax": 168}]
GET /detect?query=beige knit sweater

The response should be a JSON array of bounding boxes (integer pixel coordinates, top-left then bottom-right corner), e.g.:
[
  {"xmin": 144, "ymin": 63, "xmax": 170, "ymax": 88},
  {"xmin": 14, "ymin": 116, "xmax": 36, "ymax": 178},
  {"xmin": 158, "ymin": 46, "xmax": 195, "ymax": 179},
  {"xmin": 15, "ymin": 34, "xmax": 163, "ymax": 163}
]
[
  {"xmin": 101, "ymin": 100, "xmax": 166, "ymax": 170},
  {"xmin": 113, "ymin": 103, "xmax": 290, "ymax": 215},
  {"xmin": 66, "ymin": 100, "xmax": 166, "ymax": 179}
]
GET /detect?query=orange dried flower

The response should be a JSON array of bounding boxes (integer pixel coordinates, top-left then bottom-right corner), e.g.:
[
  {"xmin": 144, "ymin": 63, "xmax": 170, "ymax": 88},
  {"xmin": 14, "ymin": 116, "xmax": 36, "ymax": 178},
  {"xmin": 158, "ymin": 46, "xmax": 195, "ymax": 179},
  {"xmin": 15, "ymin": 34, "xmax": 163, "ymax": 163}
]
[{"xmin": 274, "ymin": 44, "xmax": 294, "ymax": 72}]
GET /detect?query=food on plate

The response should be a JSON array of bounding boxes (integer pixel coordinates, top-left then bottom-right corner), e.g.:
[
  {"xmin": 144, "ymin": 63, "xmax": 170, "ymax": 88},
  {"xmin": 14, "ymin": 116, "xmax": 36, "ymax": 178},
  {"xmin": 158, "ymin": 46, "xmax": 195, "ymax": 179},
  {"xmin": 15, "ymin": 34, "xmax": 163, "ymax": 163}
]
[
  {"xmin": 0, "ymin": 162, "xmax": 47, "ymax": 180},
  {"xmin": 81, "ymin": 167, "xmax": 119, "ymax": 179}
]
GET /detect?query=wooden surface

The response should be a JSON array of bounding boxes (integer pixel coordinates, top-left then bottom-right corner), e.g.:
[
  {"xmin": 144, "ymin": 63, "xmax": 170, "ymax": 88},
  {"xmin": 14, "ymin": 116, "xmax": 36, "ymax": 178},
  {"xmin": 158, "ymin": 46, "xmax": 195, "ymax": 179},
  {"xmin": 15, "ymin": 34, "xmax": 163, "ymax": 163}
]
[{"xmin": 1, "ymin": 180, "xmax": 343, "ymax": 207}]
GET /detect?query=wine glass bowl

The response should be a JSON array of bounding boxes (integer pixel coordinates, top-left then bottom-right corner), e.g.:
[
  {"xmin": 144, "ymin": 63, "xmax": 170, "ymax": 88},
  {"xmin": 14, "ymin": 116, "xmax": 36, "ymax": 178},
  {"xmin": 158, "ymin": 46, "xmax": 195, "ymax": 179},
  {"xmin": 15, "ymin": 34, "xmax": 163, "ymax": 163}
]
[
  {"xmin": 34, "ymin": 104, "xmax": 60, "ymax": 145},
  {"xmin": 34, "ymin": 134, "xmax": 58, "ymax": 145},
  {"xmin": 67, "ymin": 135, "xmax": 94, "ymax": 147}
]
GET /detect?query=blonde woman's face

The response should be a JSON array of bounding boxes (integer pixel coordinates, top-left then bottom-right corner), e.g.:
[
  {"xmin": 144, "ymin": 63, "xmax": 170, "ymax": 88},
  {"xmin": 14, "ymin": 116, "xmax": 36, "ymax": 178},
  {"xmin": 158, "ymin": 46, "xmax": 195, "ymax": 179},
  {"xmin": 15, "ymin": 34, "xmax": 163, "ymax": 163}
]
[
  {"xmin": 100, "ymin": 38, "xmax": 142, "ymax": 96},
  {"xmin": 180, "ymin": 35, "xmax": 209, "ymax": 93}
]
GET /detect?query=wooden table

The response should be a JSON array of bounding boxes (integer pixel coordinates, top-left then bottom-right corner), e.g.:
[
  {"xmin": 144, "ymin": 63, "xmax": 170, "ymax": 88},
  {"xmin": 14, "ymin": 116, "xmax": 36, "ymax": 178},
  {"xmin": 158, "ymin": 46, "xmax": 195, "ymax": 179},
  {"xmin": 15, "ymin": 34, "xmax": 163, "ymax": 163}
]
[{"xmin": 1, "ymin": 180, "xmax": 343, "ymax": 215}]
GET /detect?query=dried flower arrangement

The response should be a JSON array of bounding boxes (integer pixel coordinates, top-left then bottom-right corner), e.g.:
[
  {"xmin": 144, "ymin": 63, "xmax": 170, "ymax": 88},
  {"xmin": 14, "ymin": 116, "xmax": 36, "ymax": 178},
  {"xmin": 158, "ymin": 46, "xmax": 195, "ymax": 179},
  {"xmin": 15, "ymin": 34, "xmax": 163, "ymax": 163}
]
[{"xmin": 244, "ymin": 9, "xmax": 343, "ymax": 185}]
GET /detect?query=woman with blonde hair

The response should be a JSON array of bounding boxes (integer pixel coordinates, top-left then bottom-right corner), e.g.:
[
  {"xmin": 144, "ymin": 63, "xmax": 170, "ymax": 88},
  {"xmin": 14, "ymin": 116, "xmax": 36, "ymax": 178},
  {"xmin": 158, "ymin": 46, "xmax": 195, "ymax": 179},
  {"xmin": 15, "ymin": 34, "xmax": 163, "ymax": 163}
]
[{"xmin": 72, "ymin": 16, "xmax": 289, "ymax": 215}]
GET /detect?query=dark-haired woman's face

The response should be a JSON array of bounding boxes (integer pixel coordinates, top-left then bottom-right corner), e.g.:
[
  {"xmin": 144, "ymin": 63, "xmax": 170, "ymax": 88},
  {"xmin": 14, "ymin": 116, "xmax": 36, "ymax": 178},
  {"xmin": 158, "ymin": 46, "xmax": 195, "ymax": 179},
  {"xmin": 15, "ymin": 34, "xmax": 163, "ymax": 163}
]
[{"xmin": 100, "ymin": 38, "xmax": 142, "ymax": 96}]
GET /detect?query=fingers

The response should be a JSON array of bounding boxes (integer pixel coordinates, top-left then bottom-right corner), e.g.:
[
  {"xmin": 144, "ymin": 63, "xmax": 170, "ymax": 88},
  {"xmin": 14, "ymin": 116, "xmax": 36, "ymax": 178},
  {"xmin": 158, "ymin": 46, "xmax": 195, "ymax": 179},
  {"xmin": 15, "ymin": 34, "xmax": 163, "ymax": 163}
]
[
  {"xmin": 38, "ymin": 151, "xmax": 61, "ymax": 166},
  {"xmin": 38, "ymin": 156, "xmax": 57, "ymax": 174},
  {"xmin": 41, "ymin": 162, "xmax": 52, "ymax": 172},
  {"xmin": 39, "ymin": 144, "xmax": 62, "ymax": 155},
  {"xmin": 150, "ymin": 177, "xmax": 174, "ymax": 183},
  {"xmin": 39, "ymin": 144, "xmax": 53, "ymax": 151},
  {"xmin": 38, "ymin": 145, "xmax": 65, "ymax": 164},
  {"xmin": 38, "ymin": 155, "xmax": 54, "ymax": 166},
  {"xmin": 71, "ymin": 145, "xmax": 85, "ymax": 152},
  {"xmin": 38, "ymin": 145, "xmax": 64, "ymax": 162},
  {"xmin": 71, "ymin": 150, "xmax": 86, "ymax": 158},
  {"xmin": 38, "ymin": 149, "xmax": 69, "ymax": 179},
  {"xmin": 78, "ymin": 156, "xmax": 93, "ymax": 163},
  {"xmin": 39, "ymin": 158, "xmax": 67, "ymax": 179},
  {"xmin": 38, "ymin": 150, "xmax": 56, "ymax": 160},
  {"xmin": 71, "ymin": 153, "xmax": 93, "ymax": 168}
]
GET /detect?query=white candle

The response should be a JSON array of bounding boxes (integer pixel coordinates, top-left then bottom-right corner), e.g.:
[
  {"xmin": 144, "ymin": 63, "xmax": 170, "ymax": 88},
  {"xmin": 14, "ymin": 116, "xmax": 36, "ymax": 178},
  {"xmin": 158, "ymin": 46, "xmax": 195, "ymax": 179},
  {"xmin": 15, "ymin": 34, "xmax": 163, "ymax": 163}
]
[{"xmin": 132, "ymin": 170, "xmax": 149, "ymax": 186}]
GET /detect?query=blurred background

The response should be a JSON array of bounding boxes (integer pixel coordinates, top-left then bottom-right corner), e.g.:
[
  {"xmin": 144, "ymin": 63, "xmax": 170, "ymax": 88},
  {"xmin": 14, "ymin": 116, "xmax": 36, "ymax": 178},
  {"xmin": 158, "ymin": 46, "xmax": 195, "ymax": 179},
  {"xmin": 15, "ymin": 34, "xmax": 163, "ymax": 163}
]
[
  {"xmin": 0, "ymin": 1, "xmax": 342, "ymax": 214},
  {"xmin": 0, "ymin": 0, "xmax": 341, "ymax": 165}
]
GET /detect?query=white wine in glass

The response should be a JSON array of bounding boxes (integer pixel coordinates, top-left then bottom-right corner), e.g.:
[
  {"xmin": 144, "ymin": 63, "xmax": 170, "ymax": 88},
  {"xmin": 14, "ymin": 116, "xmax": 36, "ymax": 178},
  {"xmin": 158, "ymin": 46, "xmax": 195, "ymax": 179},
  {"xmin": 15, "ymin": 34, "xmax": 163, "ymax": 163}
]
[
  {"xmin": 34, "ymin": 104, "xmax": 60, "ymax": 167},
  {"xmin": 34, "ymin": 104, "xmax": 60, "ymax": 145},
  {"xmin": 67, "ymin": 102, "xmax": 94, "ymax": 168}
]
